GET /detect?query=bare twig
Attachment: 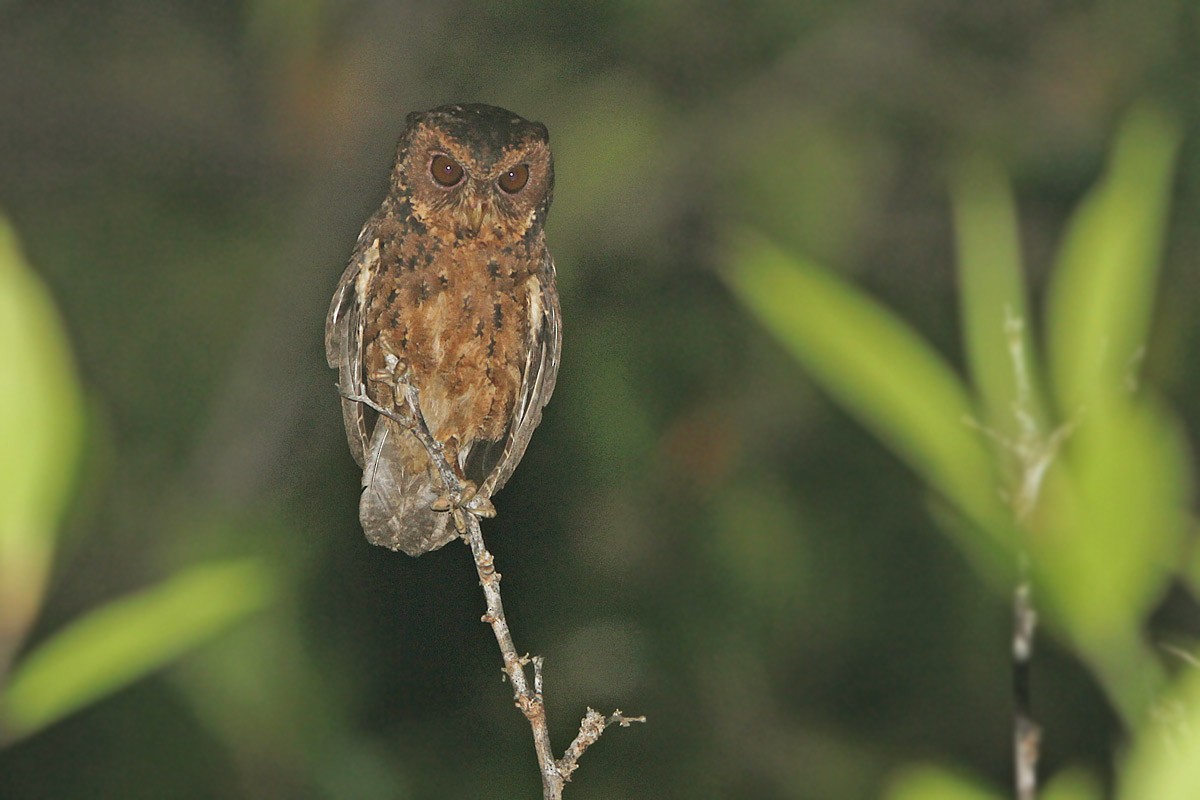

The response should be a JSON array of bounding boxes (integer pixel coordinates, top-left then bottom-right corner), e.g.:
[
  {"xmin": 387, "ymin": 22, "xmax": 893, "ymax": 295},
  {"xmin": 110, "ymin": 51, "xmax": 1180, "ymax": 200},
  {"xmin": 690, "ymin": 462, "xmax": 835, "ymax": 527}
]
[
  {"xmin": 1160, "ymin": 643, "xmax": 1200, "ymax": 670},
  {"xmin": 966, "ymin": 311, "xmax": 1080, "ymax": 800},
  {"xmin": 461, "ymin": 510, "xmax": 564, "ymax": 797},
  {"xmin": 1005, "ymin": 311, "xmax": 1045, "ymax": 800},
  {"xmin": 557, "ymin": 708, "xmax": 647, "ymax": 783},
  {"xmin": 1005, "ymin": 311, "xmax": 1041, "ymax": 800},
  {"xmin": 1013, "ymin": 559, "xmax": 1039, "ymax": 800},
  {"xmin": 351, "ymin": 380, "xmax": 643, "ymax": 798}
]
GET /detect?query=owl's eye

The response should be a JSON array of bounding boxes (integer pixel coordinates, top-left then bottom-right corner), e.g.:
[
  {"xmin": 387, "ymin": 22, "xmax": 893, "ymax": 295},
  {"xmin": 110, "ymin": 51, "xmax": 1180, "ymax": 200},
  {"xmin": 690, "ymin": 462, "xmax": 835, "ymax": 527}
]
[
  {"xmin": 497, "ymin": 164, "xmax": 530, "ymax": 194},
  {"xmin": 430, "ymin": 154, "xmax": 464, "ymax": 187}
]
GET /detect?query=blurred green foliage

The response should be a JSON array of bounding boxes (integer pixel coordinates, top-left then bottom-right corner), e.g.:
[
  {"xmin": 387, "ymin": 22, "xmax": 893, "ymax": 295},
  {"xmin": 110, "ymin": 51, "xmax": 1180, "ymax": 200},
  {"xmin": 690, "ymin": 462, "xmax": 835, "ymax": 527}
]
[
  {"xmin": 2, "ymin": 557, "xmax": 274, "ymax": 741},
  {"xmin": 0, "ymin": 218, "xmax": 83, "ymax": 674},
  {"xmin": 886, "ymin": 765, "xmax": 1003, "ymax": 800},
  {"xmin": 0, "ymin": 219, "xmax": 275, "ymax": 745},
  {"xmin": 724, "ymin": 231, "xmax": 1012, "ymax": 573},
  {"xmin": 2, "ymin": 1, "xmax": 1200, "ymax": 798},
  {"xmin": 1119, "ymin": 660, "xmax": 1200, "ymax": 799},
  {"xmin": 729, "ymin": 107, "xmax": 1197, "ymax": 797}
]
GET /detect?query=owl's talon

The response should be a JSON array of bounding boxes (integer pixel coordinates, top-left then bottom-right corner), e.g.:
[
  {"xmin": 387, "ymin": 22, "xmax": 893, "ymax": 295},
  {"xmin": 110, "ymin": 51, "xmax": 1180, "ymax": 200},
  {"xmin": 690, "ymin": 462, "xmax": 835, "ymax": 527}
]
[
  {"xmin": 466, "ymin": 495, "xmax": 496, "ymax": 518},
  {"xmin": 430, "ymin": 479, "xmax": 494, "ymax": 529},
  {"xmin": 370, "ymin": 353, "xmax": 410, "ymax": 387},
  {"xmin": 457, "ymin": 480, "xmax": 495, "ymax": 518}
]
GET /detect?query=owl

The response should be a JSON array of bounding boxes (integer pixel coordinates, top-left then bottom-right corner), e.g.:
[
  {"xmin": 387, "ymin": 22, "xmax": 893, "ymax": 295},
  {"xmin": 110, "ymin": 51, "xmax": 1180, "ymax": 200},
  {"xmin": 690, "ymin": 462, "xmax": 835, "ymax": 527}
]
[{"xmin": 326, "ymin": 104, "xmax": 561, "ymax": 556}]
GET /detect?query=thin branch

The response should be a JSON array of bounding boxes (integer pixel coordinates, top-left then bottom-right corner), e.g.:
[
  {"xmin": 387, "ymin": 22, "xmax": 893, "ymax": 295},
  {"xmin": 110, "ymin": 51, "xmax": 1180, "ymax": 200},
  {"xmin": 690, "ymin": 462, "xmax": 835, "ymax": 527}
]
[
  {"xmin": 968, "ymin": 310, "xmax": 1079, "ymax": 800},
  {"xmin": 557, "ymin": 709, "xmax": 647, "ymax": 784},
  {"xmin": 998, "ymin": 309, "xmax": 1081, "ymax": 800},
  {"xmin": 1160, "ymin": 643, "xmax": 1200, "ymax": 670},
  {"xmin": 1013, "ymin": 559, "xmax": 1039, "ymax": 800},
  {"xmin": 348, "ymin": 380, "xmax": 644, "ymax": 798},
  {"xmin": 1005, "ymin": 310, "xmax": 1043, "ymax": 800},
  {"xmin": 462, "ymin": 510, "xmax": 563, "ymax": 797}
]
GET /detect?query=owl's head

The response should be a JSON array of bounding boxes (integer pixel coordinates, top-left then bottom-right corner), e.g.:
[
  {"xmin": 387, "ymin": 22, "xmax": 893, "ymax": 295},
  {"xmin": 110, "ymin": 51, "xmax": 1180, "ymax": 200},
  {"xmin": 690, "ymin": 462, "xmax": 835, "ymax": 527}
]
[{"xmin": 392, "ymin": 104, "xmax": 554, "ymax": 244}]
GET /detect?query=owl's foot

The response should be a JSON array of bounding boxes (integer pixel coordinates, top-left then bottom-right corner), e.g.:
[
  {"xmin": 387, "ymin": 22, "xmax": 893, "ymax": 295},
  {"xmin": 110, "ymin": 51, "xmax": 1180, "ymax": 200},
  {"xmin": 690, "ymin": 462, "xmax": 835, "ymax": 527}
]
[
  {"xmin": 431, "ymin": 480, "xmax": 496, "ymax": 532},
  {"xmin": 370, "ymin": 352, "xmax": 408, "ymax": 389}
]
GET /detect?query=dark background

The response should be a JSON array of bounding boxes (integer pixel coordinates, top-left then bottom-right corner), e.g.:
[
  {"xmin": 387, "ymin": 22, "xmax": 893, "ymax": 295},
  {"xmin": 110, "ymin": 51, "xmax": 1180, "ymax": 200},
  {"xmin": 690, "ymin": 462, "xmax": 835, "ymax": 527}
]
[{"xmin": 2, "ymin": 2, "xmax": 1198, "ymax": 798}]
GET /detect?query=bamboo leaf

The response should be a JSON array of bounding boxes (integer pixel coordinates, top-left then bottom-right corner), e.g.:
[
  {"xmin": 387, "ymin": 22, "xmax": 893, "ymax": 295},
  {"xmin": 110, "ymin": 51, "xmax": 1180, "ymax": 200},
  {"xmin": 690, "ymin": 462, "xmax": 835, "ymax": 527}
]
[
  {"xmin": 0, "ymin": 216, "xmax": 84, "ymax": 668},
  {"xmin": 1, "ymin": 558, "xmax": 276, "ymax": 742},
  {"xmin": 950, "ymin": 154, "xmax": 1042, "ymax": 436},
  {"xmin": 1035, "ymin": 400, "xmax": 1189, "ymax": 654},
  {"xmin": 1043, "ymin": 768, "xmax": 1103, "ymax": 800},
  {"xmin": 1046, "ymin": 106, "xmax": 1182, "ymax": 418},
  {"xmin": 885, "ymin": 764, "xmax": 1003, "ymax": 800},
  {"xmin": 1118, "ymin": 648, "xmax": 1200, "ymax": 799},
  {"xmin": 1032, "ymin": 396, "xmax": 1186, "ymax": 724},
  {"xmin": 725, "ymin": 231, "xmax": 1011, "ymax": 553}
]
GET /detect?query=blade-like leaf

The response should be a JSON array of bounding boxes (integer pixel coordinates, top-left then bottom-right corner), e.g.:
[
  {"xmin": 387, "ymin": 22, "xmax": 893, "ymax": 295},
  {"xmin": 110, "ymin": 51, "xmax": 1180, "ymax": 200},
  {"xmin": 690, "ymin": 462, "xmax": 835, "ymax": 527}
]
[
  {"xmin": 1046, "ymin": 106, "xmax": 1182, "ymax": 418},
  {"xmin": 0, "ymin": 216, "xmax": 84, "ymax": 672},
  {"xmin": 1034, "ymin": 106, "xmax": 1186, "ymax": 724},
  {"xmin": 1042, "ymin": 768, "xmax": 1103, "ymax": 800},
  {"xmin": 1118, "ymin": 647, "xmax": 1200, "ymax": 799},
  {"xmin": 1033, "ymin": 396, "xmax": 1186, "ymax": 723},
  {"xmin": 950, "ymin": 154, "xmax": 1042, "ymax": 437},
  {"xmin": 725, "ymin": 231, "xmax": 1010, "ymax": 549},
  {"xmin": 885, "ymin": 764, "xmax": 1003, "ymax": 800},
  {"xmin": 0, "ymin": 558, "xmax": 275, "ymax": 742},
  {"xmin": 1037, "ymin": 399, "xmax": 1189, "ymax": 647}
]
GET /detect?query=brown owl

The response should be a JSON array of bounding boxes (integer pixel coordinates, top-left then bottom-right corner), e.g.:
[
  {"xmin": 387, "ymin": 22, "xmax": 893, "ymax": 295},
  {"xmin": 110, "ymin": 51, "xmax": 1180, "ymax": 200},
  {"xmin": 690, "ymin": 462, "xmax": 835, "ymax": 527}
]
[{"xmin": 326, "ymin": 104, "xmax": 561, "ymax": 556}]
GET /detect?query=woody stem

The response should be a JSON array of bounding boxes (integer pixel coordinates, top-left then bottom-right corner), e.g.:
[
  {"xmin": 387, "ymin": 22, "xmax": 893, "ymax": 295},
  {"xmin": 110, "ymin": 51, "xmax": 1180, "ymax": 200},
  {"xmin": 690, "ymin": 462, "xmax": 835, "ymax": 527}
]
[{"xmin": 396, "ymin": 381, "xmax": 564, "ymax": 799}]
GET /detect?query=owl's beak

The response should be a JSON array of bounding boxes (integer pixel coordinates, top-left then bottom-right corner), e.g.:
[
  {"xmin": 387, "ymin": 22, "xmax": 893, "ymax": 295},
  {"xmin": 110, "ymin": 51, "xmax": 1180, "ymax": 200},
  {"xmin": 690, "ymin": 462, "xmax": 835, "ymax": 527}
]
[
  {"xmin": 461, "ymin": 191, "xmax": 497, "ymax": 236},
  {"xmin": 464, "ymin": 203, "xmax": 485, "ymax": 234}
]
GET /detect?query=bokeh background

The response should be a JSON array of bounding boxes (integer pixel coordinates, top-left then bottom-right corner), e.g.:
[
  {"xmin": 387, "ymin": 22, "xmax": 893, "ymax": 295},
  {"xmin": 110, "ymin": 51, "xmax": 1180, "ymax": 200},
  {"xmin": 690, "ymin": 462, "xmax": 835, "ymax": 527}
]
[{"xmin": 2, "ymin": 2, "xmax": 1199, "ymax": 798}]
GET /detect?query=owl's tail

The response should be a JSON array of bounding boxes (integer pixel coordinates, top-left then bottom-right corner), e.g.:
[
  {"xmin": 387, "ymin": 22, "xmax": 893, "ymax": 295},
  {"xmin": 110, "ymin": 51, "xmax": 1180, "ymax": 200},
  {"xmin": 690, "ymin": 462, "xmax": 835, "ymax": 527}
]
[{"xmin": 359, "ymin": 418, "xmax": 456, "ymax": 556}]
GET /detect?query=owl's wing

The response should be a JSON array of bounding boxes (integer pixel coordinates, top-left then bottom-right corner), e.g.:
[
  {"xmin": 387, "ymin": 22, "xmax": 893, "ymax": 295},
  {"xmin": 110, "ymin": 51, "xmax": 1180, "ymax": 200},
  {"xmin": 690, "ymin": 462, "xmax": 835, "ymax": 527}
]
[
  {"xmin": 480, "ymin": 256, "xmax": 562, "ymax": 497},
  {"xmin": 325, "ymin": 230, "xmax": 381, "ymax": 469},
  {"xmin": 327, "ymin": 226, "xmax": 456, "ymax": 556},
  {"xmin": 358, "ymin": 415, "xmax": 457, "ymax": 556}
]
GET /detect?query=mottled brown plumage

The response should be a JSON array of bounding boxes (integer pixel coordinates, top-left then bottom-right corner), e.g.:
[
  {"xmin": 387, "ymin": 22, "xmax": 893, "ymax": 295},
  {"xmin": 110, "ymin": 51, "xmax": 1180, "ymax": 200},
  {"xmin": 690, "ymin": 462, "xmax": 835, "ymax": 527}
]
[{"xmin": 326, "ymin": 104, "xmax": 560, "ymax": 555}]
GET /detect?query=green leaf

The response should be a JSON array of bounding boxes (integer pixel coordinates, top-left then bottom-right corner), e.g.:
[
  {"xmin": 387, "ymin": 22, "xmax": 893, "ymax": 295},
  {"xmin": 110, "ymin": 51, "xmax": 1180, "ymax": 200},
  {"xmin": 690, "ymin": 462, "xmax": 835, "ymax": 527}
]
[
  {"xmin": 950, "ymin": 154, "xmax": 1042, "ymax": 437},
  {"xmin": 884, "ymin": 764, "xmax": 1003, "ymax": 800},
  {"xmin": 724, "ymin": 231, "xmax": 1011, "ymax": 552},
  {"xmin": 886, "ymin": 764, "xmax": 1101, "ymax": 800},
  {"xmin": 1046, "ymin": 106, "xmax": 1182, "ymax": 418},
  {"xmin": 1040, "ymin": 400, "xmax": 1188, "ymax": 642},
  {"xmin": 0, "ymin": 558, "xmax": 276, "ymax": 742},
  {"xmin": 1118, "ymin": 648, "xmax": 1200, "ymax": 799},
  {"xmin": 1043, "ymin": 767, "xmax": 1104, "ymax": 800},
  {"xmin": 1033, "ymin": 396, "xmax": 1186, "ymax": 723},
  {"xmin": 1032, "ymin": 107, "xmax": 1186, "ymax": 723},
  {"xmin": 0, "ymin": 216, "xmax": 84, "ymax": 670}
]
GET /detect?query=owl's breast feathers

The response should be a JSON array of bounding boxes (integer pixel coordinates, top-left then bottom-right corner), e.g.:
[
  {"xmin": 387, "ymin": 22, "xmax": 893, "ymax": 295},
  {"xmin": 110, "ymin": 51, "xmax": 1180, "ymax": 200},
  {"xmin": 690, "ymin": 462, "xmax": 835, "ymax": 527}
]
[
  {"xmin": 363, "ymin": 211, "xmax": 534, "ymax": 456},
  {"xmin": 327, "ymin": 204, "xmax": 560, "ymax": 555}
]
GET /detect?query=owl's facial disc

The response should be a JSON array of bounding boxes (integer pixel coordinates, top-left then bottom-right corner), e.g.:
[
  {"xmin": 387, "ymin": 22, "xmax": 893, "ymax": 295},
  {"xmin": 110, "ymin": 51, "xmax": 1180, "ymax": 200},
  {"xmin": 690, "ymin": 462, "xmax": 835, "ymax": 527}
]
[
  {"xmin": 398, "ymin": 105, "xmax": 553, "ymax": 242},
  {"xmin": 422, "ymin": 168, "xmax": 501, "ymax": 237}
]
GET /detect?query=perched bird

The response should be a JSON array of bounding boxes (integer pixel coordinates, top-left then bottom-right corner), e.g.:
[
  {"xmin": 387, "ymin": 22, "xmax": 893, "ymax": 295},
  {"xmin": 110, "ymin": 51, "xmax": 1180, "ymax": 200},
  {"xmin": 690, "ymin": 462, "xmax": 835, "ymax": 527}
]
[{"xmin": 326, "ymin": 104, "xmax": 561, "ymax": 556}]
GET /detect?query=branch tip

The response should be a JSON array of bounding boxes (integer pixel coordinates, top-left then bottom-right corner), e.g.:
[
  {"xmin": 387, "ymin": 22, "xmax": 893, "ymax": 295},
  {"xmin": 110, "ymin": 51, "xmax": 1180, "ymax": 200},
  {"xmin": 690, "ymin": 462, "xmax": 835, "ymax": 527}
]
[{"xmin": 352, "ymin": 380, "xmax": 642, "ymax": 799}]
